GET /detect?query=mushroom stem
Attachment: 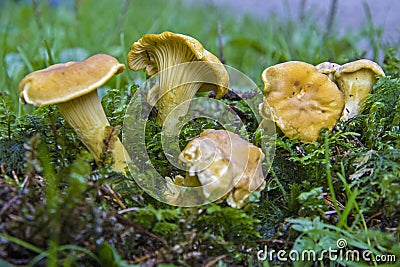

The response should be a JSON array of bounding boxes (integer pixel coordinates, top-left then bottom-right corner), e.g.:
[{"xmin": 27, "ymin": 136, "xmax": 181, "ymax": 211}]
[
  {"xmin": 57, "ymin": 90, "xmax": 130, "ymax": 173},
  {"xmin": 156, "ymin": 63, "xmax": 205, "ymax": 131},
  {"xmin": 336, "ymin": 69, "xmax": 377, "ymax": 121}
]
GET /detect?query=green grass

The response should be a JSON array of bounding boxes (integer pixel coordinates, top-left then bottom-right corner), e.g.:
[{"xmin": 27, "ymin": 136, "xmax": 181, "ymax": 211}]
[
  {"xmin": 0, "ymin": 0, "xmax": 399, "ymax": 266},
  {"xmin": 1, "ymin": 0, "xmax": 390, "ymax": 102}
]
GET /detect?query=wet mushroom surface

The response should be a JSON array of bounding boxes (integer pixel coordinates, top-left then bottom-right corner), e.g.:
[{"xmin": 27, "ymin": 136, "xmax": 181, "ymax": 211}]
[
  {"xmin": 334, "ymin": 59, "xmax": 385, "ymax": 121},
  {"xmin": 18, "ymin": 54, "xmax": 130, "ymax": 173},
  {"xmin": 178, "ymin": 129, "xmax": 266, "ymax": 208},
  {"xmin": 261, "ymin": 61, "xmax": 345, "ymax": 142},
  {"xmin": 127, "ymin": 31, "xmax": 229, "ymax": 132}
]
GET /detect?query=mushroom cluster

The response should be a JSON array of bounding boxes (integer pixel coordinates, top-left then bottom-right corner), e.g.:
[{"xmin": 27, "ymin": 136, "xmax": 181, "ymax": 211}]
[
  {"xmin": 19, "ymin": 54, "xmax": 130, "ymax": 173},
  {"xmin": 125, "ymin": 32, "xmax": 268, "ymax": 208},
  {"xmin": 178, "ymin": 129, "xmax": 266, "ymax": 209},
  {"xmin": 259, "ymin": 61, "xmax": 345, "ymax": 142},
  {"xmin": 127, "ymin": 31, "xmax": 229, "ymax": 132},
  {"xmin": 18, "ymin": 30, "xmax": 386, "ymax": 209},
  {"xmin": 259, "ymin": 59, "xmax": 385, "ymax": 142}
]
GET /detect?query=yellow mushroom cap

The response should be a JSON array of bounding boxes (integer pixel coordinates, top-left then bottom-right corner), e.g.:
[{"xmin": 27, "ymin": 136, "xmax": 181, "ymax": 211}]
[
  {"xmin": 19, "ymin": 54, "xmax": 126, "ymax": 107},
  {"xmin": 179, "ymin": 129, "xmax": 265, "ymax": 208},
  {"xmin": 127, "ymin": 31, "xmax": 228, "ymax": 99},
  {"xmin": 335, "ymin": 59, "xmax": 385, "ymax": 77},
  {"xmin": 334, "ymin": 59, "xmax": 385, "ymax": 121},
  {"xmin": 262, "ymin": 61, "xmax": 344, "ymax": 142}
]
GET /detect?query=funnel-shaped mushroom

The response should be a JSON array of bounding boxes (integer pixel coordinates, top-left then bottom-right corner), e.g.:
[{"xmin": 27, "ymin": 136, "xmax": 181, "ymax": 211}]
[
  {"xmin": 334, "ymin": 59, "xmax": 385, "ymax": 121},
  {"xmin": 19, "ymin": 54, "xmax": 130, "ymax": 173},
  {"xmin": 178, "ymin": 129, "xmax": 265, "ymax": 208},
  {"xmin": 127, "ymin": 31, "xmax": 229, "ymax": 132},
  {"xmin": 261, "ymin": 61, "xmax": 344, "ymax": 142}
]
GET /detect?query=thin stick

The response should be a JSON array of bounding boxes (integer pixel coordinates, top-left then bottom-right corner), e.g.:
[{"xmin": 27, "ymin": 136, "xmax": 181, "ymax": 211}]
[
  {"xmin": 325, "ymin": 0, "xmax": 338, "ymax": 38},
  {"xmin": 299, "ymin": 0, "xmax": 307, "ymax": 22},
  {"xmin": 32, "ymin": 0, "xmax": 43, "ymax": 32},
  {"xmin": 104, "ymin": 184, "xmax": 127, "ymax": 209},
  {"xmin": 217, "ymin": 21, "xmax": 225, "ymax": 64}
]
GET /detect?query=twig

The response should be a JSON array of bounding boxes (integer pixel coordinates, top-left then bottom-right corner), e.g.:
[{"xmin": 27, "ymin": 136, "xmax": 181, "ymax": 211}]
[
  {"xmin": 208, "ymin": 89, "xmax": 258, "ymax": 100},
  {"xmin": 118, "ymin": 207, "xmax": 140, "ymax": 214},
  {"xmin": 323, "ymin": 195, "xmax": 345, "ymax": 211},
  {"xmin": 228, "ymin": 105, "xmax": 252, "ymax": 123},
  {"xmin": 203, "ymin": 254, "xmax": 228, "ymax": 267},
  {"xmin": 323, "ymin": 0, "xmax": 338, "ymax": 58},
  {"xmin": 0, "ymin": 164, "xmax": 5, "ymax": 177},
  {"xmin": 350, "ymin": 134, "xmax": 364, "ymax": 147},
  {"xmin": 132, "ymin": 254, "xmax": 152, "ymax": 264},
  {"xmin": 0, "ymin": 195, "xmax": 19, "ymax": 218},
  {"xmin": 11, "ymin": 170, "xmax": 19, "ymax": 185},
  {"xmin": 325, "ymin": 0, "xmax": 338, "ymax": 38},
  {"xmin": 299, "ymin": 0, "xmax": 307, "ymax": 22},
  {"xmin": 217, "ymin": 21, "xmax": 225, "ymax": 64},
  {"xmin": 103, "ymin": 184, "xmax": 127, "ymax": 209},
  {"xmin": 32, "ymin": 0, "xmax": 43, "ymax": 32}
]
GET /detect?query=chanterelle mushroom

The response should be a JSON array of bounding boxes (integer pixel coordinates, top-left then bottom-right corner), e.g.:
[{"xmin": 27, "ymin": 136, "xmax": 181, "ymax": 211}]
[
  {"xmin": 315, "ymin": 62, "xmax": 340, "ymax": 82},
  {"xmin": 127, "ymin": 31, "xmax": 229, "ymax": 132},
  {"xmin": 261, "ymin": 61, "xmax": 344, "ymax": 142},
  {"xmin": 178, "ymin": 129, "xmax": 266, "ymax": 208},
  {"xmin": 19, "ymin": 54, "xmax": 130, "ymax": 173},
  {"xmin": 334, "ymin": 59, "xmax": 385, "ymax": 121}
]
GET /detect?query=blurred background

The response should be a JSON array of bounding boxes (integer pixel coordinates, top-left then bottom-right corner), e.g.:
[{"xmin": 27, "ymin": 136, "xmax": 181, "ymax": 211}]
[
  {"xmin": 1, "ymin": 0, "xmax": 399, "ymax": 99},
  {"xmin": 193, "ymin": 0, "xmax": 399, "ymax": 47}
]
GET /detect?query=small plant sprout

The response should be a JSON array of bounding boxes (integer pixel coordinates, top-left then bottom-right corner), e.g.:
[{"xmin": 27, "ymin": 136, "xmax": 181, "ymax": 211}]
[
  {"xmin": 260, "ymin": 61, "xmax": 344, "ymax": 142},
  {"xmin": 178, "ymin": 129, "xmax": 266, "ymax": 209},
  {"xmin": 334, "ymin": 59, "xmax": 385, "ymax": 121},
  {"xmin": 18, "ymin": 54, "xmax": 131, "ymax": 173},
  {"xmin": 127, "ymin": 31, "xmax": 229, "ymax": 132}
]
